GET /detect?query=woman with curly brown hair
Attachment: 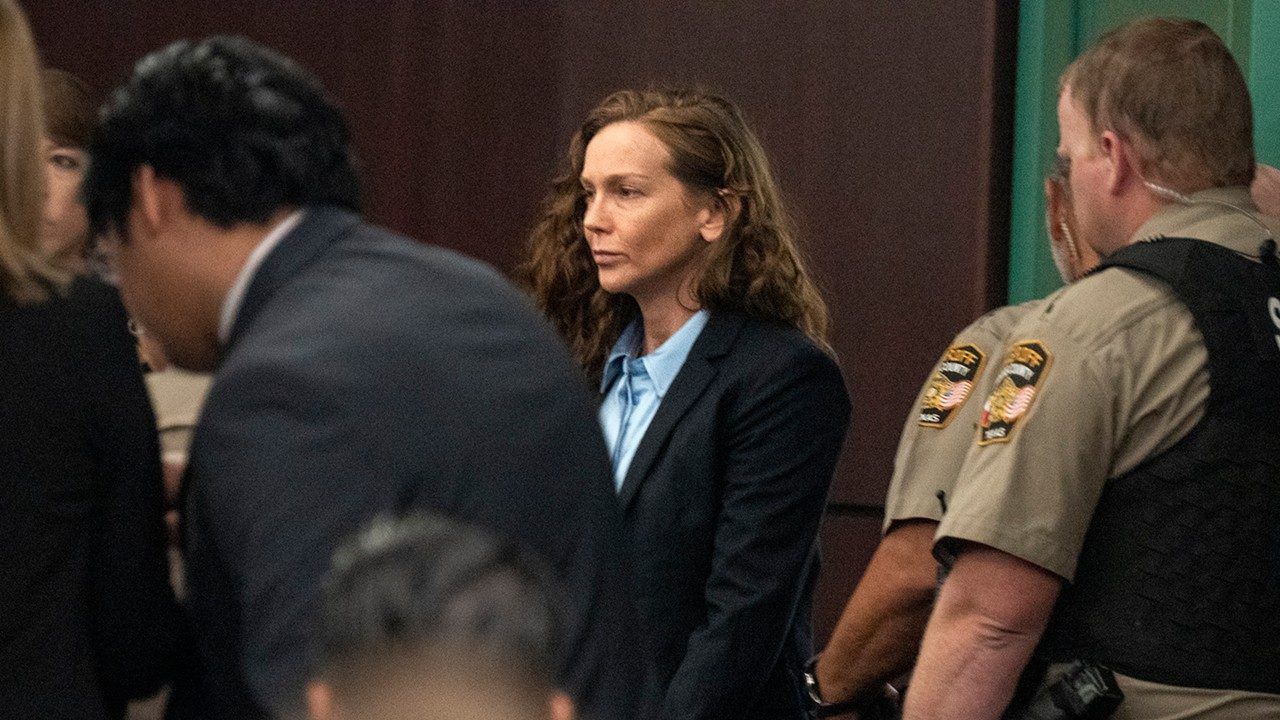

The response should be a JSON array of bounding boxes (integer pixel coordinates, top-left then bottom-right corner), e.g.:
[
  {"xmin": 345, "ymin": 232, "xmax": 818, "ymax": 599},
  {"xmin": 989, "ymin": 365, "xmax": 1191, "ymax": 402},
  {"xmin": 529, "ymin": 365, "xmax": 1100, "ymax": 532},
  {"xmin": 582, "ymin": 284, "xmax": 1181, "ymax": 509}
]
[{"xmin": 523, "ymin": 88, "xmax": 852, "ymax": 719}]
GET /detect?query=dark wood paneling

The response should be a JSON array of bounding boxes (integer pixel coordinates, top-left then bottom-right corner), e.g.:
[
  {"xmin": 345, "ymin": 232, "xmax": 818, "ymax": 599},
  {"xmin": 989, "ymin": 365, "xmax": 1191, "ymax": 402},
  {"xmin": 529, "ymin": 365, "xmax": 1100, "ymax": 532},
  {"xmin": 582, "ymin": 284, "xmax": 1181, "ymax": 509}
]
[
  {"xmin": 815, "ymin": 512, "xmax": 884, "ymax": 640},
  {"xmin": 550, "ymin": 1, "xmax": 1017, "ymax": 508},
  {"xmin": 24, "ymin": 0, "xmax": 563, "ymax": 273},
  {"xmin": 26, "ymin": 0, "xmax": 1016, "ymax": 645}
]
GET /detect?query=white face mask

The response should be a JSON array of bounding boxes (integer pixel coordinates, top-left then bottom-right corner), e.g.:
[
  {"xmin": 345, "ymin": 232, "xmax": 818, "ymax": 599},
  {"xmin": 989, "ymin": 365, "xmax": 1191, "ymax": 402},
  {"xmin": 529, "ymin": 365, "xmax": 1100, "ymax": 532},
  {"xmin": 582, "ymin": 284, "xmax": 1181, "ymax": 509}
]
[
  {"xmin": 1049, "ymin": 219, "xmax": 1085, "ymax": 284},
  {"xmin": 1045, "ymin": 176, "xmax": 1090, "ymax": 283}
]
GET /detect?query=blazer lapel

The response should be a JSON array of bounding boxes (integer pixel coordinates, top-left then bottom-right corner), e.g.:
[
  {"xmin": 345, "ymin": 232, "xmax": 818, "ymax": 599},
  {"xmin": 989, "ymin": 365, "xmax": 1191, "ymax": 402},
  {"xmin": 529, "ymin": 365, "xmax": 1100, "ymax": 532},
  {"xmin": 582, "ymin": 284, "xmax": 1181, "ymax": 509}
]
[
  {"xmin": 617, "ymin": 311, "xmax": 745, "ymax": 509},
  {"xmin": 223, "ymin": 206, "xmax": 361, "ymax": 352}
]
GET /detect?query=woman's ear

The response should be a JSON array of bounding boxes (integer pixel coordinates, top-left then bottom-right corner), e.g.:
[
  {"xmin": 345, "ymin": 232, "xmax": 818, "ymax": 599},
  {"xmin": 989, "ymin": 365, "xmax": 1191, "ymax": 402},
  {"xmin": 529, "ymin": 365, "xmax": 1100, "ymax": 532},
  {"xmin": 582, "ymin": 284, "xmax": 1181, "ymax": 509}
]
[{"xmin": 699, "ymin": 191, "xmax": 741, "ymax": 243}]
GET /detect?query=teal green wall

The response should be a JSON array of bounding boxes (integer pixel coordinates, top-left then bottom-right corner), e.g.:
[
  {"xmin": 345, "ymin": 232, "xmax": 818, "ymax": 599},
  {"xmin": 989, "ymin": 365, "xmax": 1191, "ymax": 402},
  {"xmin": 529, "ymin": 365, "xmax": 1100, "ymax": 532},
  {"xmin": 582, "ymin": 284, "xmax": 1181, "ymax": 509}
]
[
  {"xmin": 1253, "ymin": 0, "xmax": 1280, "ymax": 165},
  {"xmin": 1007, "ymin": 0, "xmax": 1278, "ymax": 303}
]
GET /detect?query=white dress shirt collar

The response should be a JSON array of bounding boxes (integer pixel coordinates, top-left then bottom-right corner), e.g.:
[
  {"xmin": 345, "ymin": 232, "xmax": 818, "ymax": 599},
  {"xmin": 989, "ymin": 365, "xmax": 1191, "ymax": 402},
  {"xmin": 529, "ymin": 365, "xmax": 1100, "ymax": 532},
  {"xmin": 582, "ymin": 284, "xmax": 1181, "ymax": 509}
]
[{"xmin": 217, "ymin": 210, "xmax": 306, "ymax": 343}]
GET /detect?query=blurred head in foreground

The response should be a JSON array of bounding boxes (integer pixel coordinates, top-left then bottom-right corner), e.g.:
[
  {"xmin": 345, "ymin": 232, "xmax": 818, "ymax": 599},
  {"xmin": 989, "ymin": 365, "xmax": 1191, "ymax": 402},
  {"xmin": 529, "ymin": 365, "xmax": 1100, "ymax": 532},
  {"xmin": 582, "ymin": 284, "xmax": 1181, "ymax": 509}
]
[{"xmin": 309, "ymin": 514, "xmax": 574, "ymax": 720}]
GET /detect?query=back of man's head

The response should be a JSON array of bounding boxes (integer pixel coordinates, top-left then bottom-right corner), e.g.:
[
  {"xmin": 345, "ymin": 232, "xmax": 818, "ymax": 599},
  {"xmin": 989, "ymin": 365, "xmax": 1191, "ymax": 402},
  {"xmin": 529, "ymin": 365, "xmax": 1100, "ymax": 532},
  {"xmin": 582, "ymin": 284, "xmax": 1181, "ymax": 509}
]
[
  {"xmin": 311, "ymin": 514, "xmax": 570, "ymax": 720},
  {"xmin": 1062, "ymin": 16, "xmax": 1254, "ymax": 193},
  {"xmin": 82, "ymin": 35, "xmax": 361, "ymax": 239}
]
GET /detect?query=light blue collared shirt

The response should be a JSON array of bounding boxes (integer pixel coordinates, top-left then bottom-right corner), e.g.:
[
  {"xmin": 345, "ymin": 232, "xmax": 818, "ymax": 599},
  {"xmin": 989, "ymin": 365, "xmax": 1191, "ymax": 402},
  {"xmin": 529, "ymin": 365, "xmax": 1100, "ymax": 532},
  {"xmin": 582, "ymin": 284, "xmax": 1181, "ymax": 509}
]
[{"xmin": 599, "ymin": 310, "xmax": 710, "ymax": 491}]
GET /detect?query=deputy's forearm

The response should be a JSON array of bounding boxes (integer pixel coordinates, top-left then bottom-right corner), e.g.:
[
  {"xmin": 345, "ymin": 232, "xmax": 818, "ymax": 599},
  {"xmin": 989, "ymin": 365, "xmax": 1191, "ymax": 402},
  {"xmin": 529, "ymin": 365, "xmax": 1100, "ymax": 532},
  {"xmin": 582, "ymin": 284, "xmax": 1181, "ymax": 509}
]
[
  {"xmin": 816, "ymin": 520, "xmax": 938, "ymax": 703},
  {"xmin": 901, "ymin": 544, "xmax": 1060, "ymax": 720},
  {"xmin": 901, "ymin": 605, "xmax": 1041, "ymax": 719}
]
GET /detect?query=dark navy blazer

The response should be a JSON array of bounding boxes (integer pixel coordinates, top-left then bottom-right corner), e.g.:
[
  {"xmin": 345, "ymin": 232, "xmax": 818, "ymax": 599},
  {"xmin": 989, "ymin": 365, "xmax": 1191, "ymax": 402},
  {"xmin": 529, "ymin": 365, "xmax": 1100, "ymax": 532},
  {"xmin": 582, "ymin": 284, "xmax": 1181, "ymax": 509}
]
[{"xmin": 617, "ymin": 310, "xmax": 851, "ymax": 720}]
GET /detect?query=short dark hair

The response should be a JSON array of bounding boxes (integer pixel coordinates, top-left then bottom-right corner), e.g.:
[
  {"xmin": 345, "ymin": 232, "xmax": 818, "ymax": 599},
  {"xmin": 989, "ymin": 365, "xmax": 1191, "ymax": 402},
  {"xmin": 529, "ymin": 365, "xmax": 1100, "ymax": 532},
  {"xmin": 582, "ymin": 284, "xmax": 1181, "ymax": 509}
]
[
  {"xmin": 316, "ymin": 514, "xmax": 565, "ymax": 693},
  {"xmin": 82, "ymin": 35, "xmax": 360, "ymax": 238}
]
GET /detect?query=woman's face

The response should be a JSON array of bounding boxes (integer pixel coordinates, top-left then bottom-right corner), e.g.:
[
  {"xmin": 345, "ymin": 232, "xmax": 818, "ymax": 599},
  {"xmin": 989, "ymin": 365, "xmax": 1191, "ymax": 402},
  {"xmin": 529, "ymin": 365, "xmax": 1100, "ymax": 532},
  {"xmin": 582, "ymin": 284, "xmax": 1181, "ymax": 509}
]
[
  {"xmin": 580, "ymin": 121, "xmax": 717, "ymax": 304},
  {"xmin": 40, "ymin": 137, "xmax": 90, "ymax": 268}
]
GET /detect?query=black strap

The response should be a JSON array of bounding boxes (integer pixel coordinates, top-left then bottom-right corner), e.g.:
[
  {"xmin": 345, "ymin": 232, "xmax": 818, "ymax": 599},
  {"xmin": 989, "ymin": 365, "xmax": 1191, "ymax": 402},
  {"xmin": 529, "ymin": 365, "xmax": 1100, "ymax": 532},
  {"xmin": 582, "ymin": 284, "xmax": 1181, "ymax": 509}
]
[{"xmin": 1260, "ymin": 238, "xmax": 1278, "ymax": 267}]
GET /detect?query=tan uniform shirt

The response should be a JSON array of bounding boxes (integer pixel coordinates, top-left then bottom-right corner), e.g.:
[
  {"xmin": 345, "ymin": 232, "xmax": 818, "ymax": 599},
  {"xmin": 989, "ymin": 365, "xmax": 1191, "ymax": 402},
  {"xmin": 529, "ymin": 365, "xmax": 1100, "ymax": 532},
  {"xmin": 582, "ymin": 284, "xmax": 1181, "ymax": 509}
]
[
  {"xmin": 937, "ymin": 187, "xmax": 1280, "ymax": 718},
  {"xmin": 882, "ymin": 301, "xmax": 1043, "ymax": 531}
]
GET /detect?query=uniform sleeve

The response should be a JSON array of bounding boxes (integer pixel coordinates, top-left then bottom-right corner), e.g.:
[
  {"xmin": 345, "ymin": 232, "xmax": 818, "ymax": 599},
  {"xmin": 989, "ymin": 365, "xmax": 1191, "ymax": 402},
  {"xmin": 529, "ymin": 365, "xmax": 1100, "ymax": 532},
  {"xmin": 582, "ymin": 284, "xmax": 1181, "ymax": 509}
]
[
  {"xmin": 884, "ymin": 326, "xmax": 1003, "ymax": 531},
  {"xmin": 935, "ymin": 322, "xmax": 1117, "ymax": 581}
]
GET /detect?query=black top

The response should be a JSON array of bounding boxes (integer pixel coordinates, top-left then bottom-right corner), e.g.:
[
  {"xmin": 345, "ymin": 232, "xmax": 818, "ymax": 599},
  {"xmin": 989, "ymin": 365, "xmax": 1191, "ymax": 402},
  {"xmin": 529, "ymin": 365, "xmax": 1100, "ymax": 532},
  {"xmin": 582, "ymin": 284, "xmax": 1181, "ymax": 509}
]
[
  {"xmin": 170, "ymin": 207, "xmax": 645, "ymax": 720},
  {"xmin": 617, "ymin": 310, "xmax": 852, "ymax": 720},
  {"xmin": 0, "ymin": 278, "xmax": 179, "ymax": 719}
]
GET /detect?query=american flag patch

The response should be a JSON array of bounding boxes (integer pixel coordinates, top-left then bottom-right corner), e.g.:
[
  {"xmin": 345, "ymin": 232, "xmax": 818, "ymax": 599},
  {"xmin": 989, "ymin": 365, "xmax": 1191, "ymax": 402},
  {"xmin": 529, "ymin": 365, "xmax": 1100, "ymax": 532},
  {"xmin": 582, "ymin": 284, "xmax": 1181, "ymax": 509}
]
[
  {"xmin": 919, "ymin": 344, "xmax": 986, "ymax": 428},
  {"xmin": 978, "ymin": 341, "xmax": 1052, "ymax": 445},
  {"xmin": 939, "ymin": 380, "xmax": 974, "ymax": 409}
]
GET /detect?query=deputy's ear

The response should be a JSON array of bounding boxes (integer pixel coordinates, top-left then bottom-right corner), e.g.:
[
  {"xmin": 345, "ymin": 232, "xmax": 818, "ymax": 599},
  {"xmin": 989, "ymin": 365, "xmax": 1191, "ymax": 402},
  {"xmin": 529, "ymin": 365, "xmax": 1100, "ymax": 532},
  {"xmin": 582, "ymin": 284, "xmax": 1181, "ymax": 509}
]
[
  {"xmin": 1098, "ymin": 130, "xmax": 1139, "ymax": 196},
  {"xmin": 699, "ymin": 191, "xmax": 741, "ymax": 243}
]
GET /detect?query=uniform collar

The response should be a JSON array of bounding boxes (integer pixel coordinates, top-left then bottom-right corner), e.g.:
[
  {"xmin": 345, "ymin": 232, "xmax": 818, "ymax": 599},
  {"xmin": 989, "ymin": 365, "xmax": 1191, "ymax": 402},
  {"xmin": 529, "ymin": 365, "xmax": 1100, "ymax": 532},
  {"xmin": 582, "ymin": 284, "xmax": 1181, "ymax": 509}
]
[
  {"xmin": 600, "ymin": 309, "xmax": 710, "ymax": 397},
  {"xmin": 1128, "ymin": 186, "xmax": 1278, "ymax": 256}
]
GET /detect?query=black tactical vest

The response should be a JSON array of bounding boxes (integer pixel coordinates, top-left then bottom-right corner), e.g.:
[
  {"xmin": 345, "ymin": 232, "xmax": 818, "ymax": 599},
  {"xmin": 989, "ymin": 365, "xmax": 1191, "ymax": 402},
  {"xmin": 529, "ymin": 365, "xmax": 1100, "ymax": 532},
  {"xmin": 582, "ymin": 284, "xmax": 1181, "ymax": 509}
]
[{"xmin": 1035, "ymin": 236, "xmax": 1280, "ymax": 694}]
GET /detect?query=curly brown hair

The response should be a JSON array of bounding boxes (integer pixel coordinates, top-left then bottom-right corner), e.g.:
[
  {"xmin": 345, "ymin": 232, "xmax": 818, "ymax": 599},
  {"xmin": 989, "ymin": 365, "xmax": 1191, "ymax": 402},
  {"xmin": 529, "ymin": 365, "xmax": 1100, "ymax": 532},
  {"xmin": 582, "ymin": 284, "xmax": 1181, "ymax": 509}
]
[{"xmin": 521, "ymin": 87, "xmax": 831, "ymax": 378}]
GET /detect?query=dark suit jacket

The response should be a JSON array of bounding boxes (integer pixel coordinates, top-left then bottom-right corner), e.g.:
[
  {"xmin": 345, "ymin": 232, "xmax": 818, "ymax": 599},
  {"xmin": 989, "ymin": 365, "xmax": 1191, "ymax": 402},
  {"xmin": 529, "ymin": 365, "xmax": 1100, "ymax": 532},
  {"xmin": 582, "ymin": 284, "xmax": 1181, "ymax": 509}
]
[
  {"xmin": 0, "ymin": 278, "xmax": 179, "ymax": 719},
  {"xmin": 616, "ymin": 311, "xmax": 851, "ymax": 720},
  {"xmin": 171, "ymin": 207, "xmax": 643, "ymax": 720}
]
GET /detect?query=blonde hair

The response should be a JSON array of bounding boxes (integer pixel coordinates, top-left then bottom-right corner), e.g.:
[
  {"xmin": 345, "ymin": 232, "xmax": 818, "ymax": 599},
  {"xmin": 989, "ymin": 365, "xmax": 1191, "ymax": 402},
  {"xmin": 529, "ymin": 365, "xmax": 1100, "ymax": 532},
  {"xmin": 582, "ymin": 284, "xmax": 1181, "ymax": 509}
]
[
  {"xmin": 0, "ymin": 0, "xmax": 66, "ymax": 302},
  {"xmin": 522, "ymin": 88, "xmax": 831, "ymax": 378}
]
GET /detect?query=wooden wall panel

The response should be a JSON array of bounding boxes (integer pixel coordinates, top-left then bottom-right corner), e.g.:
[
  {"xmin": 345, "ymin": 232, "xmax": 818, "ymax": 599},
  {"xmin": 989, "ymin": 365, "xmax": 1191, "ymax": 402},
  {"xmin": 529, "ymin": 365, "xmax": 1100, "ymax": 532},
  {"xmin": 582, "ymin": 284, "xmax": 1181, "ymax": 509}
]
[
  {"xmin": 25, "ymin": 0, "xmax": 1017, "ymax": 641},
  {"xmin": 815, "ymin": 513, "xmax": 884, "ymax": 640}
]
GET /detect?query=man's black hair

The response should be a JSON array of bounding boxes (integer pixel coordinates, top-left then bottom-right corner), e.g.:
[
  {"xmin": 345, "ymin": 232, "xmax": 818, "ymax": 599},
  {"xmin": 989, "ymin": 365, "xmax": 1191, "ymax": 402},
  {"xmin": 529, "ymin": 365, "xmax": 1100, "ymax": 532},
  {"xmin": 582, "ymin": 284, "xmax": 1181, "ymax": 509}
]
[
  {"xmin": 316, "ymin": 514, "xmax": 566, "ymax": 687},
  {"xmin": 82, "ymin": 35, "xmax": 360, "ymax": 237}
]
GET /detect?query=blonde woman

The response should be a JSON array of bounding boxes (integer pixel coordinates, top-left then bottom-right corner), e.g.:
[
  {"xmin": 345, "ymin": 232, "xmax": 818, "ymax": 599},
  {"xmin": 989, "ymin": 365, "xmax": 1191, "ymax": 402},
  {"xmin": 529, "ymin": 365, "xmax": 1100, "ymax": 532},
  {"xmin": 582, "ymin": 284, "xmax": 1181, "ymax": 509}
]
[{"xmin": 0, "ymin": 2, "xmax": 177, "ymax": 717}]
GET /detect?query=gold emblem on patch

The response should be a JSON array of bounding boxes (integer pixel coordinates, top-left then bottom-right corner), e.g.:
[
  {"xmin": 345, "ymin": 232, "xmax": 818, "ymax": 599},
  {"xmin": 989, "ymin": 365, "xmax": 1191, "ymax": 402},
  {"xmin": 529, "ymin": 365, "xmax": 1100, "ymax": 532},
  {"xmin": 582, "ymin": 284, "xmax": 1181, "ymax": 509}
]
[
  {"xmin": 918, "ymin": 343, "xmax": 985, "ymax": 428},
  {"xmin": 978, "ymin": 340, "xmax": 1052, "ymax": 445}
]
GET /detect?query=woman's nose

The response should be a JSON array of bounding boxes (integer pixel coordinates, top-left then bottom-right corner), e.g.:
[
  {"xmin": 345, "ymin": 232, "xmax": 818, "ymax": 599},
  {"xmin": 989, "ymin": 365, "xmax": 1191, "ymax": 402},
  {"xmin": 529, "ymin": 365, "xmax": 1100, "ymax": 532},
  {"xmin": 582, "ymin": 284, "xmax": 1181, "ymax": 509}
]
[{"xmin": 583, "ymin": 193, "xmax": 608, "ymax": 235}]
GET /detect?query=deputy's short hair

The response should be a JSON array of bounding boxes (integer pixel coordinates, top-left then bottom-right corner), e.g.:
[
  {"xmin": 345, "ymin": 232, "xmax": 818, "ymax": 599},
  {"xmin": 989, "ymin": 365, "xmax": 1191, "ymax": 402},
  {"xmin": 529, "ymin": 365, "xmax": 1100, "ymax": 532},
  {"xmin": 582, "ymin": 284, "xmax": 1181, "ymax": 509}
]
[
  {"xmin": 315, "ymin": 514, "xmax": 565, "ymax": 695},
  {"xmin": 1061, "ymin": 16, "xmax": 1254, "ymax": 192},
  {"xmin": 82, "ymin": 35, "xmax": 360, "ymax": 239}
]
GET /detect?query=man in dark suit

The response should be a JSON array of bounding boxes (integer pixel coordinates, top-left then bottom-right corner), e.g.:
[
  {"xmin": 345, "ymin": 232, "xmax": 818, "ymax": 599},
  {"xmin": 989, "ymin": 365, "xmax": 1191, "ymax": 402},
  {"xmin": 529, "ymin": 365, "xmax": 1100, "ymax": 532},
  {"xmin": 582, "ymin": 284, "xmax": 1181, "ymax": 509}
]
[{"xmin": 81, "ymin": 36, "xmax": 642, "ymax": 720}]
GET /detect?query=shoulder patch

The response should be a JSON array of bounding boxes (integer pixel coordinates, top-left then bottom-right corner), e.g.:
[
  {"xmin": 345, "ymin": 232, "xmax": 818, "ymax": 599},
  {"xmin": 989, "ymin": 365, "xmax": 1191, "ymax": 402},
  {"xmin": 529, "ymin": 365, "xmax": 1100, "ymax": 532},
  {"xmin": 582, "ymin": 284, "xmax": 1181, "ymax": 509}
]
[
  {"xmin": 918, "ymin": 343, "xmax": 986, "ymax": 428},
  {"xmin": 978, "ymin": 340, "xmax": 1052, "ymax": 445}
]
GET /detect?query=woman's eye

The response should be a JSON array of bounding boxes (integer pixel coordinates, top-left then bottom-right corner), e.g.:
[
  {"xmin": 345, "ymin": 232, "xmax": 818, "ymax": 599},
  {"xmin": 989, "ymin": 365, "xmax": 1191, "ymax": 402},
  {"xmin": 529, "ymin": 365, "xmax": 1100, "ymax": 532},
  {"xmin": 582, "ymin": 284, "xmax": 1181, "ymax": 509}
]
[
  {"xmin": 50, "ymin": 153, "xmax": 83, "ymax": 171},
  {"xmin": 617, "ymin": 187, "xmax": 641, "ymax": 199}
]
